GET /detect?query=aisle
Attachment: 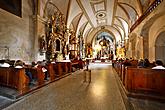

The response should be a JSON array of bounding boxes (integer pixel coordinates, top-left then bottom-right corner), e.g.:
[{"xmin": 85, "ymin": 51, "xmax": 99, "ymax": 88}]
[{"xmin": 3, "ymin": 63, "xmax": 126, "ymax": 110}]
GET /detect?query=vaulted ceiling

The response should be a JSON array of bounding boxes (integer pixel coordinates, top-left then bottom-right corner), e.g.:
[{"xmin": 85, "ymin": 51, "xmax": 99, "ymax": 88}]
[{"xmin": 40, "ymin": 0, "xmax": 153, "ymax": 43}]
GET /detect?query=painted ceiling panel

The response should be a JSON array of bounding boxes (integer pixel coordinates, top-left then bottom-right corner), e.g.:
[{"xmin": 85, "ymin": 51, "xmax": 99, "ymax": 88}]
[
  {"xmin": 76, "ymin": 15, "xmax": 88, "ymax": 36},
  {"xmin": 106, "ymin": 0, "xmax": 115, "ymax": 25},
  {"xmin": 67, "ymin": 0, "xmax": 82, "ymax": 27},
  {"xmin": 118, "ymin": 0, "xmax": 141, "ymax": 16},
  {"xmin": 117, "ymin": 17, "xmax": 129, "ymax": 37},
  {"xmin": 80, "ymin": 0, "xmax": 97, "ymax": 27},
  {"xmin": 115, "ymin": 5, "xmax": 130, "ymax": 24},
  {"xmin": 94, "ymin": 2, "xmax": 105, "ymax": 12},
  {"xmin": 120, "ymin": 3, "xmax": 138, "ymax": 25}
]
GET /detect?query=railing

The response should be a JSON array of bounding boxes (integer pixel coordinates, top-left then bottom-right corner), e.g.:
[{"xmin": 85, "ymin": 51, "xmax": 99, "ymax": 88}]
[{"xmin": 130, "ymin": 0, "xmax": 164, "ymax": 32}]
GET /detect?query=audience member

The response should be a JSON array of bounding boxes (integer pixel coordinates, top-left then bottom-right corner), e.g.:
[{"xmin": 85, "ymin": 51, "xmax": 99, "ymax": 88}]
[
  {"xmin": 143, "ymin": 58, "xmax": 150, "ymax": 68},
  {"xmin": 0, "ymin": 60, "xmax": 10, "ymax": 67},
  {"xmin": 36, "ymin": 61, "xmax": 49, "ymax": 80},
  {"xmin": 122, "ymin": 58, "xmax": 131, "ymax": 66},
  {"xmin": 15, "ymin": 60, "xmax": 34, "ymax": 85},
  {"xmin": 152, "ymin": 60, "xmax": 165, "ymax": 69},
  {"xmin": 137, "ymin": 59, "xmax": 144, "ymax": 68}
]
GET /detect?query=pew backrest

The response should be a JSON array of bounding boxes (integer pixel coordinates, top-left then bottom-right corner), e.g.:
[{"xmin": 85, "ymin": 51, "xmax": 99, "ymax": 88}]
[
  {"xmin": 125, "ymin": 67, "xmax": 165, "ymax": 95},
  {"xmin": 0, "ymin": 67, "xmax": 29, "ymax": 91}
]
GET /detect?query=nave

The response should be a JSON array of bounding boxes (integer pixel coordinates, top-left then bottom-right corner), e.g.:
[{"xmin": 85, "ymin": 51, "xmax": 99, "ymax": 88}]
[{"xmin": 1, "ymin": 63, "xmax": 165, "ymax": 110}]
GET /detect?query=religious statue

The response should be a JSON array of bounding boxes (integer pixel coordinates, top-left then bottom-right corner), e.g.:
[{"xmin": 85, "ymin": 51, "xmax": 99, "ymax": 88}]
[
  {"xmin": 47, "ymin": 33, "xmax": 54, "ymax": 51},
  {"xmin": 39, "ymin": 35, "xmax": 46, "ymax": 51}
]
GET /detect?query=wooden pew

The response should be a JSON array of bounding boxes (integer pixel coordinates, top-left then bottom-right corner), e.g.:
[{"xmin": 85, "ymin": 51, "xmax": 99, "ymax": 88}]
[
  {"xmin": 61, "ymin": 62, "xmax": 69, "ymax": 74},
  {"xmin": 78, "ymin": 60, "xmax": 85, "ymax": 69},
  {"xmin": 26, "ymin": 66, "xmax": 45, "ymax": 85},
  {"xmin": 67, "ymin": 62, "xmax": 72, "ymax": 73},
  {"xmin": 71, "ymin": 60, "xmax": 85, "ymax": 70},
  {"xmin": 0, "ymin": 67, "xmax": 29, "ymax": 92},
  {"xmin": 125, "ymin": 67, "xmax": 165, "ymax": 99},
  {"xmin": 53, "ymin": 63, "xmax": 63, "ymax": 76},
  {"xmin": 71, "ymin": 62, "xmax": 79, "ymax": 69},
  {"xmin": 47, "ymin": 63, "xmax": 55, "ymax": 81}
]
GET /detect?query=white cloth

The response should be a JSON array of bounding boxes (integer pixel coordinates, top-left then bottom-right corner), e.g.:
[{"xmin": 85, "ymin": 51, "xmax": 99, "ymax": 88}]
[{"xmin": 152, "ymin": 66, "xmax": 165, "ymax": 69}]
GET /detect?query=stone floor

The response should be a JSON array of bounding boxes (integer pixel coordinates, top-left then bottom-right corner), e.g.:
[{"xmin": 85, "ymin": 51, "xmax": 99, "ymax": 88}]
[{"xmin": 0, "ymin": 63, "xmax": 165, "ymax": 110}]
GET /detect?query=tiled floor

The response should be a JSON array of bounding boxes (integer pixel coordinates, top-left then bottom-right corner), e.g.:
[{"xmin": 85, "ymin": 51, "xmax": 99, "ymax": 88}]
[
  {"xmin": 0, "ymin": 96, "xmax": 13, "ymax": 110},
  {"xmin": 1, "ymin": 63, "xmax": 165, "ymax": 110}
]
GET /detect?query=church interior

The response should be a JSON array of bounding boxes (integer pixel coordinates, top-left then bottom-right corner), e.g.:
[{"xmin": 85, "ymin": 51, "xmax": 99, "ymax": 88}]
[{"xmin": 0, "ymin": 0, "xmax": 165, "ymax": 110}]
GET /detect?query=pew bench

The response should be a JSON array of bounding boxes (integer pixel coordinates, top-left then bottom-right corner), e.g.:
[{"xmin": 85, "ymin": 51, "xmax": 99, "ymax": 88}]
[
  {"xmin": 124, "ymin": 67, "xmax": 165, "ymax": 100},
  {"xmin": 0, "ymin": 67, "xmax": 29, "ymax": 92}
]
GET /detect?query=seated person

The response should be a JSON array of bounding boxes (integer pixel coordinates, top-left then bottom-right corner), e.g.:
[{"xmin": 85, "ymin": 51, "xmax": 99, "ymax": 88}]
[
  {"xmin": 152, "ymin": 60, "xmax": 165, "ymax": 69},
  {"xmin": 138, "ymin": 58, "xmax": 150, "ymax": 68},
  {"xmin": 122, "ymin": 58, "xmax": 131, "ymax": 66},
  {"xmin": 137, "ymin": 59, "xmax": 144, "ymax": 68},
  {"xmin": 51, "ymin": 59, "xmax": 56, "ymax": 64},
  {"xmin": 143, "ymin": 58, "xmax": 150, "ymax": 68},
  {"xmin": 31, "ymin": 61, "xmax": 37, "ymax": 67},
  {"xmin": 0, "ymin": 59, "xmax": 10, "ymax": 67},
  {"xmin": 35, "ymin": 61, "xmax": 49, "ymax": 80},
  {"xmin": 15, "ymin": 60, "xmax": 34, "ymax": 85}
]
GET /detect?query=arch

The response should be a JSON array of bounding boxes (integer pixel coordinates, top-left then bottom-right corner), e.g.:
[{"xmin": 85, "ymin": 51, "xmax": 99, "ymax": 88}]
[
  {"xmin": 86, "ymin": 26, "xmax": 122, "ymax": 44},
  {"xmin": 70, "ymin": 12, "xmax": 83, "ymax": 32},
  {"xmin": 86, "ymin": 26, "xmax": 122, "ymax": 45},
  {"xmin": 141, "ymin": 11, "xmax": 165, "ymax": 59},
  {"xmin": 155, "ymin": 31, "xmax": 165, "ymax": 64},
  {"xmin": 43, "ymin": 1, "xmax": 60, "ymax": 19},
  {"xmin": 118, "ymin": 2, "xmax": 139, "ymax": 17},
  {"xmin": 115, "ymin": 16, "xmax": 129, "ymax": 38},
  {"xmin": 113, "ymin": 24, "xmax": 126, "ymax": 40},
  {"xmin": 92, "ymin": 29, "xmax": 116, "ymax": 44}
]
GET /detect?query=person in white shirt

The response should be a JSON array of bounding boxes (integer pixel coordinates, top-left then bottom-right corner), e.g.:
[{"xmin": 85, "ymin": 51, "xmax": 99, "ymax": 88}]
[
  {"xmin": 152, "ymin": 60, "xmax": 165, "ymax": 69},
  {"xmin": 0, "ymin": 60, "xmax": 10, "ymax": 67},
  {"xmin": 35, "ymin": 61, "xmax": 49, "ymax": 80}
]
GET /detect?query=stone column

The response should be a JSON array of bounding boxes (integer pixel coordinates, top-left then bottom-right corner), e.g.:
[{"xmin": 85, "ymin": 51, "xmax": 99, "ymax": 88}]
[{"xmin": 32, "ymin": 15, "xmax": 47, "ymax": 61}]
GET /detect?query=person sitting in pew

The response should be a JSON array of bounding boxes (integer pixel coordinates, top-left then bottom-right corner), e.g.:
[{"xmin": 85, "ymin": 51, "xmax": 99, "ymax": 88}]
[
  {"xmin": 122, "ymin": 58, "xmax": 131, "ymax": 66},
  {"xmin": 15, "ymin": 60, "xmax": 34, "ymax": 85},
  {"xmin": 0, "ymin": 59, "xmax": 10, "ymax": 67},
  {"xmin": 143, "ymin": 58, "xmax": 150, "ymax": 68},
  {"xmin": 138, "ymin": 58, "xmax": 151, "ymax": 68},
  {"xmin": 34, "ymin": 61, "xmax": 49, "ymax": 81},
  {"xmin": 152, "ymin": 60, "xmax": 165, "ymax": 69},
  {"xmin": 137, "ymin": 59, "xmax": 144, "ymax": 68}
]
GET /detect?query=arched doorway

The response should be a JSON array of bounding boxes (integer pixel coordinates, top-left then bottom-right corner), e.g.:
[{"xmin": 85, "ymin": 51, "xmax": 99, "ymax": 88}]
[{"xmin": 155, "ymin": 31, "xmax": 165, "ymax": 64}]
